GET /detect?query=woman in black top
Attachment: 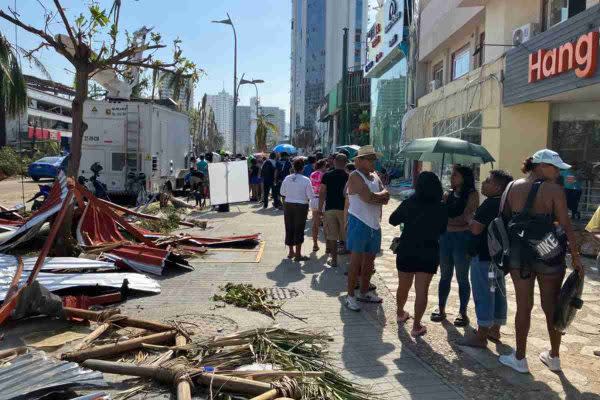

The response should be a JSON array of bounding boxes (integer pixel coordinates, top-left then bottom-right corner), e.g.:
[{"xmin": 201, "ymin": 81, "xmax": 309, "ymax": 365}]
[{"xmin": 389, "ymin": 172, "xmax": 448, "ymax": 337}]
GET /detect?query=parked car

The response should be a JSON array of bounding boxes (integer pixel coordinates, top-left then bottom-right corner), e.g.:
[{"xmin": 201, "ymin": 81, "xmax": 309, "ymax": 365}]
[{"xmin": 28, "ymin": 156, "xmax": 69, "ymax": 181}]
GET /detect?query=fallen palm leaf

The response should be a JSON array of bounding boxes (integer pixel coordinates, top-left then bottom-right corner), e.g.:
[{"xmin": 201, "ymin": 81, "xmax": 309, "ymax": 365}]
[{"xmin": 212, "ymin": 283, "xmax": 306, "ymax": 322}]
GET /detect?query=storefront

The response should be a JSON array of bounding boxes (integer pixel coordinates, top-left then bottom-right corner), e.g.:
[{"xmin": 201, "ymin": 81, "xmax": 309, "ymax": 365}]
[
  {"xmin": 365, "ymin": 0, "xmax": 409, "ymax": 165},
  {"xmin": 503, "ymin": 3, "xmax": 600, "ymax": 215}
]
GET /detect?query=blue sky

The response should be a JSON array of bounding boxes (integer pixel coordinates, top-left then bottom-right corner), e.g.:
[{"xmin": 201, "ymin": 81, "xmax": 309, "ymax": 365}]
[{"xmin": 0, "ymin": 0, "xmax": 291, "ymax": 121}]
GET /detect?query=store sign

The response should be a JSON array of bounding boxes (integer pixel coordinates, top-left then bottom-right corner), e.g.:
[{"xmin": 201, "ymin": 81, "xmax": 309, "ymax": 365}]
[
  {"xmin": 529, "ymin": 31, "xmax": 599, "ymax": 83},
  {"xmin": 384, "ymin": 0, "xmax": 402, "ymax": 33},
  {"xmin": 388, "ymin": 33, "xmax": 398, "ymax": 48}
]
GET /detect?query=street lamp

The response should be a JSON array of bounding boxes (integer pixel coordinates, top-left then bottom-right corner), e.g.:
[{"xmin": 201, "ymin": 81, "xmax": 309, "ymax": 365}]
[
  {"xmin": 239, "ymin": 77, "xmax": 264, "ymax": 150},
  {"xmin": 211, "ymin": 13, "xmax": 238, "ymax": 154}
]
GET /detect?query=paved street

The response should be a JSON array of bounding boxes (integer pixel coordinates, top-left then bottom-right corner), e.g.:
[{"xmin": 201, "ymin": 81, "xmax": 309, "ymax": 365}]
[{"xmin": 108, "ymin": 197, "xmax": 600, "ymax": 399}]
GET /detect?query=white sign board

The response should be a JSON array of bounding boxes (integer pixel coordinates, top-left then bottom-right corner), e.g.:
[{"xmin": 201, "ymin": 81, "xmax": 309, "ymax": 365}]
[
  {"xmin": 365, "ymin": 0, "xmax": 405, "ymax": 78},
  {"xmin": 209, "ymin": 161, "xmax": 250, "ymax": 205}
]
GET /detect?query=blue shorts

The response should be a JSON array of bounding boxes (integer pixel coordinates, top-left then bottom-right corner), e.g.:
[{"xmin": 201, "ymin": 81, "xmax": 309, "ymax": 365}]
[{"xmin": 346, "ymin": 214, "xmax": 381, "ymax": 254}]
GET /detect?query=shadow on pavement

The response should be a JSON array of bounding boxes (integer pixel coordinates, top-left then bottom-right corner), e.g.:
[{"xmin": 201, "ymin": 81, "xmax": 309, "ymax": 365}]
[
  {"xmin": 266, "ymin": 259, "xmax": 306, "ymax": 287},
  {"xmin": 339, "ymin": 297, "xmax": 395, "ymax": 379}
]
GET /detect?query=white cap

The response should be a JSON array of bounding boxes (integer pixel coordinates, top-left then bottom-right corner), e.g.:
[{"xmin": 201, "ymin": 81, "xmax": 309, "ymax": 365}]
[{"xmin": 531, "ymin": 149, "xmax": 571, "ymax": 170}]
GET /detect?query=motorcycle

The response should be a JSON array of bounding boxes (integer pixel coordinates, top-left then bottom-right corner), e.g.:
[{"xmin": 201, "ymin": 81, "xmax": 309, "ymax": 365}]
[{"xmin": 78, "ymin": 162, "xmax": 110, "ymax": 200}]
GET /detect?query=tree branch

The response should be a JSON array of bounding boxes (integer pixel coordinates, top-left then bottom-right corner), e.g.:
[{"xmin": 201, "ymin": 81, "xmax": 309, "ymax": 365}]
[
  {"xmin": 111, "ymin": 60, "xmax": 191, "ymax": 76},
  {"xmin": 52, "ymin": 0, "xmax": 77, "ymax": 48},
  {"xmin": 101, "ymin": 44, "xmax": 165, "ymax": 66},
  {"xmin": 0, "ymin": 9, "xmax": 74, "ymax": 63}
]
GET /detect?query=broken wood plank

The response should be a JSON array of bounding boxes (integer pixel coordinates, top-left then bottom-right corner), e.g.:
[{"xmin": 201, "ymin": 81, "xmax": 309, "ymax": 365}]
[
  {"xmin": 0, "ymin": 346, "xmax": 26, "ymax": 360},
  {"xmin": 63, "ymin": 307, "xmax": 173, "ymax": 331},
  {"xmin": 74, "ymin": 322, "xmax": 112, "ymax": 351},
  {"xmin": 175, "ymin": 334, "xmax": 192, "ymax": 400},
  {"xmin": 62, "ymin": 330, "xmax": 176, "ymax": 362}
]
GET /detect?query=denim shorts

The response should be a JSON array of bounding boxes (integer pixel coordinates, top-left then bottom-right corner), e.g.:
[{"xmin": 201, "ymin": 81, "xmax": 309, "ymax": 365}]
[{"xmin": 346, "ymin": 214, "xmax": 381, "ymax": 254}]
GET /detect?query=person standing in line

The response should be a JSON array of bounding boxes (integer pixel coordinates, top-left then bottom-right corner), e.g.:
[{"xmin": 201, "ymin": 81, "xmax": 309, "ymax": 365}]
[
  {"xmin": 309, "ymin": 159, "xmax": 328, "ymax": 252},
  {"xmin": 280, "ymin": 158, "xmax": 314, "ymax": 261},
  {"xmin": 431, "ymin": 165, "xmax": 479, "ymax": 327},
  {"xmin": 319, "ymin": 153, "xmax": 349, "ymax": 268},
  {"xmin": 499, "ymin": 150, "xmax": 583, "ymax": 374},
  {"xmin": 560, "ymin": 163, "xmax": 583, "ymax": 220},
  {"xmin": 275, "ymin": 152, "xmax": 292, "ymax": 210},
  {"xmin": 459, "ymin": 170, "xmax": 513, "ymax": 348},
  {"xmin": 390, "ymin": 171, "xmax": 447, "ymax": 337},
  {"xmin": 261, "ymin": 152, "xmax": 280, "ymax": 209},
  {"xmin": 303, "ymin": 155, "xmax": 317, "ymax": 177},
  {"xmin": 249, "ymin": 158, "xmax": 261, "ymax": 201},
  {"xmin": 345, "ymin": 145, "xmax": 390, "ymax": 311}
]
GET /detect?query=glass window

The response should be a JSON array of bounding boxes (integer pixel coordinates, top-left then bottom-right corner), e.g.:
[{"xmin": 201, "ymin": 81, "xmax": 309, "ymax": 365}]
[
  {"xmin": 542, "ymin": 0, "xmax": 585, "ymax": 31},
  {"xmin": 370, "ymin": 59, "xmax": 408, "ymax": 163},
  {"xmin": 432, "ymin": 62, "xmax": 443, "ymax": 86},
  {"xmin": 112, "ymin": 153, "xmax": 126, "ymax": 171},
  {"xmin": 452, "ymin": 45, "xmax": 470, "ymax": 80}
]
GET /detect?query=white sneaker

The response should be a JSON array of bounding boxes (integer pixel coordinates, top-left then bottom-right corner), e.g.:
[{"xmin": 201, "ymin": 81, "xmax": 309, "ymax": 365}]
[
  {"xmin": 499, "ymin": 352, "xmax": 530, "ymax": 374},
  {"xmin": 346, "ymin": 295, "xmax": 361, "ymax": 311},
  {"xmin": 539, "ymin": 350, "xmax": 561, "ymax": 372},
  {"xmin": 357, "ymin": 293, "xmax": 383, "ymax": 303}
]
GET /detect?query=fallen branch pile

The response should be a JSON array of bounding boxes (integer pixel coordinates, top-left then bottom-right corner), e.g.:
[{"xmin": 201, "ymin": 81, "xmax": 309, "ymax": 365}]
[
  {"xmin": 49, "ymin": 309, "xmax": 377, "ymax": 400},
  {"xmin": 213, "ymin": 283, "xmax": 306, "ymax": 322}
]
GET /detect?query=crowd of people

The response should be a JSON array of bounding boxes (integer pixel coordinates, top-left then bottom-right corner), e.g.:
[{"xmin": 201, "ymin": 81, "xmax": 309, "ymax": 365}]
[{"xmin": 267, "ymin": 145, "xmax": 589, "ymax": 375}]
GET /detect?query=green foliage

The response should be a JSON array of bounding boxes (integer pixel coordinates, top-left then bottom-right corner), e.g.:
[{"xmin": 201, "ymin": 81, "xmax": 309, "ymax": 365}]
[
  {"xmin": 138, "ymin": 207, "xmax": 181, "ymax": 233},
  {"xmin": 0, "ymin": 34, "xmax": 27, "ymax": 118}
]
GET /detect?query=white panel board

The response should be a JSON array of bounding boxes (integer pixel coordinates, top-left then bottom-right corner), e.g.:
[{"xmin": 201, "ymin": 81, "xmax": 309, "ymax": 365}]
[{"xmin": 209, "ymin": 161, "xmax": 250, "ymax": 205}]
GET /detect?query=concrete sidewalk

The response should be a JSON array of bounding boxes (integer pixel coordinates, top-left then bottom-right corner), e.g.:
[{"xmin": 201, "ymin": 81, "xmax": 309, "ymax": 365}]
[{"xmin": 117, "ymin": 202, "xmax": 464, "ymax": 399}]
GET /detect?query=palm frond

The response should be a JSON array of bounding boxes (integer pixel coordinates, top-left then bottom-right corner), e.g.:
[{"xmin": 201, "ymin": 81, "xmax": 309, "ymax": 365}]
[
  {"xmin": 18, "ymin": 46, "xmax": 52, "ymax": 80},
  {"xmin": 0, "ymin": 34, "xmax": 27, "ymax": 118}
]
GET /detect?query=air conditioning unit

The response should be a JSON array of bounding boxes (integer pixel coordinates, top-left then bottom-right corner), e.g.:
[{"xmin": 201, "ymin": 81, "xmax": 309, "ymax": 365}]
[
  {"xmin": 512, "ymin": 23, "xmax": 539, "ymax": 46},
  {"xmin": 428, "ymin": 80, "xmax": 441, "ymax": 93}
]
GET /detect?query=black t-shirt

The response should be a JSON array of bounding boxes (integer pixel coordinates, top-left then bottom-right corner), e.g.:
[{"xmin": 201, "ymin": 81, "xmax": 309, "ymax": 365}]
[
  {"xmin": 321, "ymin": 169, "xmax": 348, "ymax": 211},
  {"xmin": 471, "ymin": 197, "xmax": 501, "ymax": 261}
]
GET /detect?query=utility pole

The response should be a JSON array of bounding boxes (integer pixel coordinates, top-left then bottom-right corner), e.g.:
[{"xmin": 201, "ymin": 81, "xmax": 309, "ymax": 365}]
[{"xmin": 341, "ymin": 27, "xmax": 349, "ymax": 147}]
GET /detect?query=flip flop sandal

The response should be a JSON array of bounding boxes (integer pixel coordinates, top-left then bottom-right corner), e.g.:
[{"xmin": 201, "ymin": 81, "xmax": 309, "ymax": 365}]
[
  {"xmin": 430, "ymin": 312, "xmax": 446, "ymax": 322},
  {"xmin": 397, "ymin": 312, "xmax": 410, "ymax": 324},
  {"xmin": 458, "ymin": 335, "xmax": 488, "ymax": 348},
  {"xmin": 454, "ymin": 315, "xmax": 470, "ymax": 327},
  {"xmin": 411, "ymin": 326, "xmax": 427, "ymax": 337},
  {"xmin": 487, "ymin": 334, "xmax": 501, "ymax": 343},
  {"xmin": 294, "ymin": 255, "xmax": 310, "ymax": 262},
  {"xmin": 287, "ymin": 255, "xmax": 294, "ymax": 259},
  {"xmin": 354, "ymin": 283, "xmax": 377, "ymax": 291},
  {"xmin": 312, "ymin": 245, "xmax": 319, "ymax": 252}
]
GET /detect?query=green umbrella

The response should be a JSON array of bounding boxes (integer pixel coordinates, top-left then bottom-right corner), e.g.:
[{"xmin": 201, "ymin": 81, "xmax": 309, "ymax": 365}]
[
  {"xmin": 336, "ymin": 145, "xmax": 361, "ymax": 159},
  {"xmin": 401, "ymin": 137, "xmax": 495, "ymax": 175}
]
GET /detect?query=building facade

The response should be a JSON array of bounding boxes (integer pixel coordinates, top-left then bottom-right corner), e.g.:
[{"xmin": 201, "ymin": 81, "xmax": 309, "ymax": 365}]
[
  {"xmin": 158, "ymin": 72, "xmax": 195, "ymax": 111},
  {"xmin": 405, "ymin": 0, "xmax": 600, "ymax": 213},
  {"xmin": 236, "ymin": 105, "xmax": 252, "ymax": 153},
  {"xmin": 291, "ymin": 0, "xmax": 367, "ymax": 145},
  {"xmin": 206, "ymin": 90, "xmax": 234, "ymax": 151}
]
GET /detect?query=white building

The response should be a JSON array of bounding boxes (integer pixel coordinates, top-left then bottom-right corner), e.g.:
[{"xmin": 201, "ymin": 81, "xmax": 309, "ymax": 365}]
[
  {"xmin": 290, "ymin": 0, "xmax": 368, "ymax": 139},
  {"xmin": 206, "ymin": 89, "xmax": 234, "ymax": 151},
  {"xmin": 236, "ymin": 105, "xmax": 252, "ymax": 153}
]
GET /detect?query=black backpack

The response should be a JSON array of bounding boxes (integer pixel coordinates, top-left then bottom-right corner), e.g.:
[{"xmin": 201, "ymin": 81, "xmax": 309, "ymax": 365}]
[
  {"xmin": 506, "ymin": 180, "xmax": 567, "ymax": 277},
  {"xmin": 488, "ymin": 181, "xmax": 513, "ymax": 273}
]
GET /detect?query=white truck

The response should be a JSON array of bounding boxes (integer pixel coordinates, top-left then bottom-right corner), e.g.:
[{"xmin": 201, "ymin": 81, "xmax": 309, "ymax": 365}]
[{"xmin": 80, "ymin": 99, "xmax": 191, "ymax": 196}]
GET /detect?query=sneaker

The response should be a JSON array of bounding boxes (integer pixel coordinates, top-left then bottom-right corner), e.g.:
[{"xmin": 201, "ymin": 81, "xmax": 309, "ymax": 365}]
[
  {"xmin": 346, "ymin": 295, "xmax": 361, "ymax": 311},
  {"xmin": 539, "ymin": 350, "xmax": 561, "ymax": 372},
  {"xmin": 499, "ymin": 352, "xmax": 530, "ymax": 374},
  {"xmin": 357, "ymin": 293, "xmax": 383, "ymax": 303}
]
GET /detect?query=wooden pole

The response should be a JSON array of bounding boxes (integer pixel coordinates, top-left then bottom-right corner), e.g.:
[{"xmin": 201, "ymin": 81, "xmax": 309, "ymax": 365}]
[
  {"xmin": 62, "ymin": 330, "xmax": 176, "ymax": 362},
  {"xmin": 97, "ymin": 198, "xmax": 194, "ymax": 227},
  {"xmin": 194, "ymin": 373, "xmax": 272, "ymax": 396},
  {"xmin": 250, "ymin": 389, "xmax": 279, "ymax": 400},
  {"xmin": 74, "ymin": 322, "xmax": 111, "ymax": 351},
  {"xmin": 175, "ymin": 334, "xmax": 192, "ymax": 400},
  {"xmin": 0, "ymin": 346, "xmax": 27, "ymax": 360},
  {"xmin": 63, "ymin": 307, "xmax": 173, "ymax": 331}
]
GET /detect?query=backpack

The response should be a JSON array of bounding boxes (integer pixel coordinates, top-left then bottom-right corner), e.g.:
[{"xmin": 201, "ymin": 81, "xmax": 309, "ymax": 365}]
[
  {"xmin": 487, "ymin": 181, "xmax": 513, "ymax": 273},
  {"xmin": 506, "ymin": 180, "xmax": 566, "ymax": 277}
]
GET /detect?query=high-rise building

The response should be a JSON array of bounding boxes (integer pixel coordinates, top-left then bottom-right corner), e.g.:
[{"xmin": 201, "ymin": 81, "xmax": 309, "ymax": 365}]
[
  {"xmin": 290, "ymin": 0, "xmax": 368, "ymax": 141},
  {"xmin": 158, "ymin": 72, "xmax": 195, "ymax": 111},
  {"xmin": 236, "ymin": 105, "xmax": 252, "ymax": 153},
  {"xmin": 206, "ymin": 89, "xmax": 234, "ymax": 151}
]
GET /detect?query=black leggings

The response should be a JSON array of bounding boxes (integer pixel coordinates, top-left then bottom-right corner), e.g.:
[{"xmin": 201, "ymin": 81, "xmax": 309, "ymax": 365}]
[{"xmin": 284, "ymin": 203, "xmax": 309, "ymax": 246}]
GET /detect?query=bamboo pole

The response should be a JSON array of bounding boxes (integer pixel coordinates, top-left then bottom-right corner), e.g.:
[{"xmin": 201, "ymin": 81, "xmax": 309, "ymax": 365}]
[
  {"xmin": 74, "ymin": 322, "xmax": 111, "ymax": 351},
  {"xmin": 250, "ymin": 389, "xmax": 279, "ymax": 400},
  {"xmin": 82, "ymin": 360, "xmax": 273, "ymax": 395},
  {"xmin": 175, "ymin": 334, "xmax": 192, "ymax": 400},
  {"xmin": 62, "ymin": 330, "xmax": 176, "ymax": 362},
  {"xmin": 0, "ymin": 346, "xmax": 26, "ymax": 360},
  {"xmin": 63, "ymin": 307, "xmax": 173, "ymax": 331}
]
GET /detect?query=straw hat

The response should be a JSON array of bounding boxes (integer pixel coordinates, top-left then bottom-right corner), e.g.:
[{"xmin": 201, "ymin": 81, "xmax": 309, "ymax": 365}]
[{"xmin": 355, "ymin": 145, "xmax": 383, "ymax": 159}]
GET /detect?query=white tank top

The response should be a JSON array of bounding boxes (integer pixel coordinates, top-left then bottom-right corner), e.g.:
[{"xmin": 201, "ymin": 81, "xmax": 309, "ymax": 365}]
[{"xmin": 348, "ymin": 170, "xmax": 382, "ymax": 230}]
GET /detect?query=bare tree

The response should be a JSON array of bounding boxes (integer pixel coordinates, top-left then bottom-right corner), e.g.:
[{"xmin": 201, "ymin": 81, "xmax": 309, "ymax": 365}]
[{"xmin": 0, "ymin": 0, "xmax": 199, "ymax": 177}]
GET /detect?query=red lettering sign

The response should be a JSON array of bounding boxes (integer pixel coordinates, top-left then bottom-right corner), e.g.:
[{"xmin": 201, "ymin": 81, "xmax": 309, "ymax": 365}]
[
  {"xmin": 372, "ymin": 35, "xmax": 381, "ymax": 48},
  {"xmin": 529, "ymin": 31, "xmax": 599, "ymax": 83}
]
